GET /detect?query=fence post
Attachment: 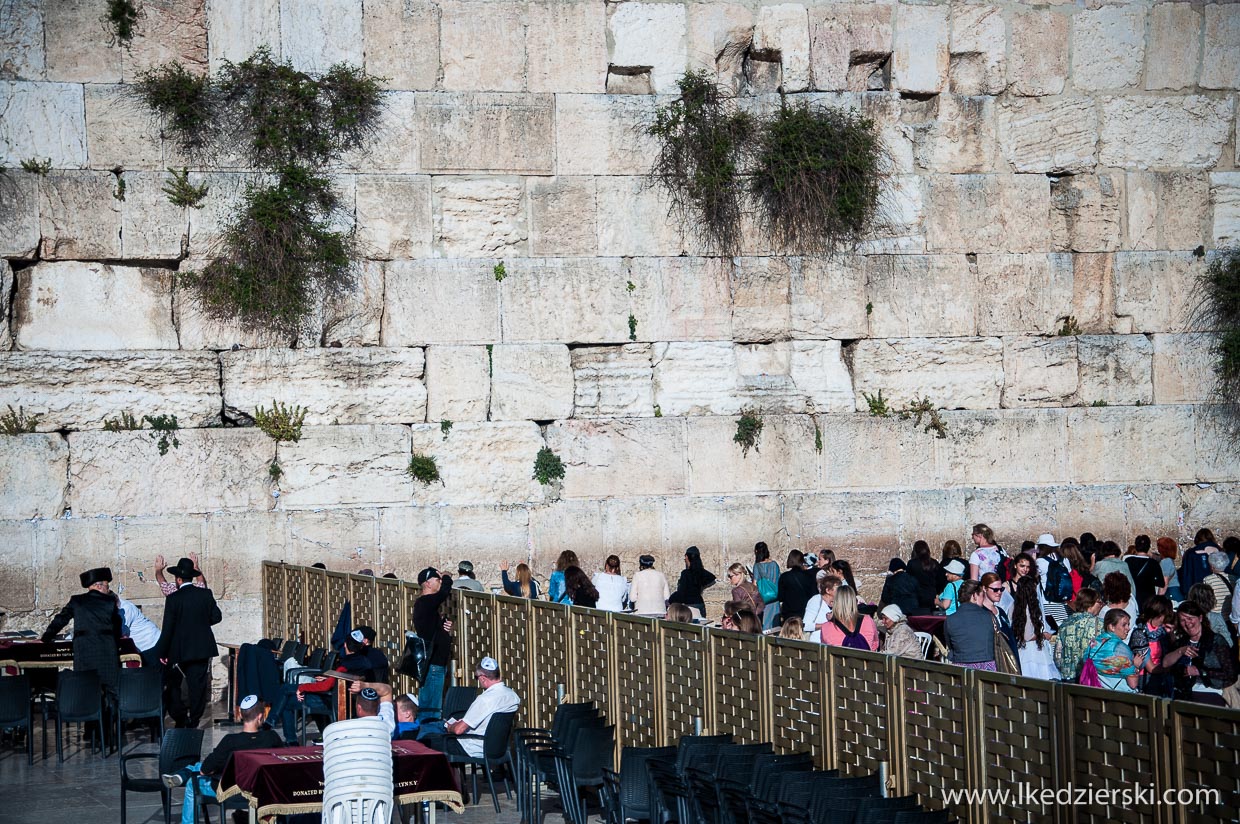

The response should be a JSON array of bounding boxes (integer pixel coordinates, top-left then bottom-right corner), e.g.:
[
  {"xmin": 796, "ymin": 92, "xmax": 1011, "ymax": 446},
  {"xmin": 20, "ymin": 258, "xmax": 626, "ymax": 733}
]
[
  {"xmin": 886, "ymin": 654, "xmax": 904, "ymax": 800},
  {"xmin": 821, "ymin": 646, "xmax": 836, "ymax": 770}
]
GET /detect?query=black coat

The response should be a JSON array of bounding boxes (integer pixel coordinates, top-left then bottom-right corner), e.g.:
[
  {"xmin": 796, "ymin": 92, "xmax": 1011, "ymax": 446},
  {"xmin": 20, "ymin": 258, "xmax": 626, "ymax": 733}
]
[
  {"xmin": 154, "ymin": 584, "xmax": 222, "ymax": 663},
  {"xmin": 777, "ymin": 568, "xmax": 818, "ymax": 623},
  {"xmin": 42, "ymin": 589, "xmax": 122, "ymax": 692},
  {"xmin": 880, "ymin": 571, "xmax": 926, "ymax": 616}
]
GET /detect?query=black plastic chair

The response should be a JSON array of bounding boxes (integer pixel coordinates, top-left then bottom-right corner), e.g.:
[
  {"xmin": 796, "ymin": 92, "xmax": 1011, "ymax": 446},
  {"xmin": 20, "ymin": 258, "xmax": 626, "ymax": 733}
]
[
  {"xmin": 120, "ymin": 727, "xmax": 203, "ymax": 824},
  {"xmin": 195, "ymin": 775, "xmax": 249, "ymax": 824},
  {"xmin": 552, "ymin": 723, "xmax": 616, "ymax": 824},
  {"xmin": 891, "ymin": 811, "xmax": 950, "ymax": 824},
  {"xmin": 0, "ymin": 673, "xmax": 34, "ymax": 764},
  {"xmin": 608, "ymin": 745, "xmax": 676, "ymax": 824},
  {"xmin": 55, "ymin": 669, "xmax": 106, "ymax": 762},
  {"xmin": 443, "ymin": 685, "xmax": 479, "ymax": 720},
  {"xmin": 116, "ymin": 667, "xmax": 164, "ymax": 755},
  {"xmin": 445, "ymin": 710, "xmax": 517, "ymax": 812}
]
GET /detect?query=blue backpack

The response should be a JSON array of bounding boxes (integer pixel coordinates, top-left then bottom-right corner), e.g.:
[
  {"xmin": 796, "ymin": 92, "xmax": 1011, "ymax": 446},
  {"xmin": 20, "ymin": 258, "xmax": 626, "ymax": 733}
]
[{"xmin": 1044, "ymin": 557, "xmax": 1073, "ymax": 603}]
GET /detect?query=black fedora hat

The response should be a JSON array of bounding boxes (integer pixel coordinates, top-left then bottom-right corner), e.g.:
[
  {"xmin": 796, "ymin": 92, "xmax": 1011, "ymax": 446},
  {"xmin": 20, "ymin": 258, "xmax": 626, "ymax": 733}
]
[
  {"xmin": 167, "ymin": 557, "xmax": 201, "ymax": 579},
  {"xmin": 79, "ymin": 567, "xmax": 113, "ymax": 588}
]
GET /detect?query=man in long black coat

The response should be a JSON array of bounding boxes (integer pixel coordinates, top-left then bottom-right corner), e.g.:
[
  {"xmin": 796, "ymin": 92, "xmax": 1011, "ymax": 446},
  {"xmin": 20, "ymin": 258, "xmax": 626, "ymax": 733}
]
[
  {"xmin": 42, "ymin": 567, "xmax": 123, "ymax": 701},
  {"xmin": 154, "ymin": 557, "xmax": 222, "ymax": 728}
]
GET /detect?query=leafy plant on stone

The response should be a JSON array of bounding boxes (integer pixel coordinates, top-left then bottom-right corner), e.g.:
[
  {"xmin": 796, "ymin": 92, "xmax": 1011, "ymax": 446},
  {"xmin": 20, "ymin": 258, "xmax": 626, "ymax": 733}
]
[
  {"xmin": 1057, "ymin": 315, "xmax": 1082, "ymax": 336},
  {"xmin": 628, "ymin": 314, "xmax": 638, "ymax": 341},
  {"xmin": 862, "ymin": 390, "xmax": 890, "ymax": 417},
  {"xmin": 253, "ymin": 401, "xmax": 307, "ymax": 443},
  {"xmin": 1191, "ymin": 247, "xmax": 1240, "ymax": 434},
  {"xmin": 899, "ymin": 398, "xmax": 948, "ymax": 440},
  {"xmin": 268, "ymin": 460, "xmax": 283, "ymax": 483},
  {"xmin": 533, "ymin": 447, "xmax": 565, "ymax": 486},
  {"xmin": 813, "ymin": 418, "xmax": 823, "ymax": 454},
  {"xmin": 1089, "ymin": 400, "xmax": 1109, "ymax": 408},
  {"xmin": 112, "ymin": 168, "xmax": 126, "ymax": 201},
  {"xmin": 143, "ymin": 414, "xmax": 180, "ymax": 455},
  {"xmin": 20, "ymin": 158, "xmax": 51, "ymax": 175},
  {"xmin": 734, "ymin": 409, "xmax": 763, "ymax": 457},
  {"xmin": 163, "ymin": 168, "xmax": 209, "ymax": 208},
  {"xmin": 493, "ymin": 262, "xmax": 506, "ymax": 282},
  {"xmin": 134, "ymin": 47, "xmax": 385, "ymax": 338},
  {"xmin": 103, "ymin": 411, "xmax": 143, "ymax": 431},
  {"xmin": 440, "ymin": 419, "xmax": 453, "ymax": 439},
  {"xmin": 407, "ymin": 453, "xmax": 441, "ymax": 485},
  {"xmin": 0, "ymin": 405, "xmax": 42, "ymax": 435},
  {"xmin": 105, "ymin": 0, "xmax": 140, "ymax": 44}
]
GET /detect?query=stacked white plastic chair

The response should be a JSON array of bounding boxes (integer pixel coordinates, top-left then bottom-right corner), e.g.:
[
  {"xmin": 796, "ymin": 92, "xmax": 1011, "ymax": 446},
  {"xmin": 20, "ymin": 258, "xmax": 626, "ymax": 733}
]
[{"xmin": 321, "ymin": 716, "xmax": 394, "ymax": 824}]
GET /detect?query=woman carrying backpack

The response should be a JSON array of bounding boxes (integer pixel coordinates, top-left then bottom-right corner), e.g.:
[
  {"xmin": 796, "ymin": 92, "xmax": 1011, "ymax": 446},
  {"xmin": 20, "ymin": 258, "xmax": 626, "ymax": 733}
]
[
  {"xmin": 820, "ymin": 586, "xmax": 878, "ymax": 650},
  {"xmin": 753, "ymin": 542, "xmax": 781, "ymax": 630}
]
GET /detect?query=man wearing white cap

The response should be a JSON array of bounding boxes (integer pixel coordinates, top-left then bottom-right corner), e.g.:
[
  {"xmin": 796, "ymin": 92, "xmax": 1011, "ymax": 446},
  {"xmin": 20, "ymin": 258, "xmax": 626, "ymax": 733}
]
[
  {"xmin": 418, "ymin": 657, "xmax": 520, "ymax": 758},
  {"xmin": 163, "ymin": 694, "xmax": 283, "ymax": 824}
]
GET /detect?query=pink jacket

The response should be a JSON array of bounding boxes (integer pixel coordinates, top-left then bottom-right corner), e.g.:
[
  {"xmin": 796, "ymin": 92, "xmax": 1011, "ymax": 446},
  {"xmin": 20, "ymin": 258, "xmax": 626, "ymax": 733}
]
[{"xmin": 820, "ymin": 615, "xmax": 879, "ymax": 650}]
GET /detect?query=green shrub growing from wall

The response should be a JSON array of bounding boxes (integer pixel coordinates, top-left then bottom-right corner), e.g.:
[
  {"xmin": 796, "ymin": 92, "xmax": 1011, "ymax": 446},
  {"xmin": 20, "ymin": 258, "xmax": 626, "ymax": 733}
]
[{"xmin": 1194, "ymin": 247, "xmax": 1240, "ymax": 433}]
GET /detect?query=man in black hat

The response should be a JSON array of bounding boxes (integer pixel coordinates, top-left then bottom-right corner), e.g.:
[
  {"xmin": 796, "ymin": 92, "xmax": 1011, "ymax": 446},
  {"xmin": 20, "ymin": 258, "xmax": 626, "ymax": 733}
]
[
  {"xmin": 413, "ymin": 567, "xmax": 453, "ymax": 721},
  {"xmin": 154, "ymin": 557, "xmax": 223, "ymax": 728},
  {"xmin": 42, "ymin": 567, "xmax": 123, "ymax": 702}
]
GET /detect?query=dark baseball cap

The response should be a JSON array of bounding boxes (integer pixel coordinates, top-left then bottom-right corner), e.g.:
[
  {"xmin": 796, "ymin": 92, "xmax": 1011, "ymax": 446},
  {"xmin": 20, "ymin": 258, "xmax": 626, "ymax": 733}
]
[{"xmin": 417, "ymin": 567, "xmax": 440, "ymax": 584}]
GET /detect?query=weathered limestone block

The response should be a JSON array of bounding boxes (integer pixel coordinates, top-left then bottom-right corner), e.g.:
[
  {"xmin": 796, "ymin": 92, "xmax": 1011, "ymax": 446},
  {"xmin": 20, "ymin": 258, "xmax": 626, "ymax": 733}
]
[
  {"xmin": 1050, "ymin": 174, "xmax": 1122, "ymax": 253},
  {"xmin": 686, "ymin": 3, "xmax": 754, "ymax": 85},
  {"xmin": 809, "ymin": 4, "xmax": 892, "ymax": 92},
  {"xmin": 1099, "ymin": 97, "xmax": 1234, "ymax": 170},
  {"xmin": 732, "ymin": 257, "xmax": 791, "ymax": 341},
  {"xmin": 1076, "ymin": 335, "xmax": 1153, "ymax": 406},
  {"xmin": 628, "ymin": 257, "xmax": 733, "ymax": 342},
  {"xmin": 1001, "ymin": 336, "xmax": 1079, "ymax": 408},
  {"xmin": 69, "ymin": 430, "xmax": 274, "ymax": 517},
  {"xmin": 1113, "ymin": 251, "xmax": 1204, "ymax": 333},
  {"xmin": 1211, "ymin": 173, "xmax": 1240, "ymax": 248},
  {"xmin": 362, "ymin": 0, "xmax": 438, "ymax": 90},
  {"xmin": 1071, "ymin": 253, "xmax": 1118, "ymax": 334},
  {"xmin": 417, "ymin": 93, "xmax": 554, "ymax": 174},
  {"xmin": 122, "ymin": 0, "xmax": 207, "ymax": 81},
  {"xmin": 43, "ymin": 0, "xmax": 120, "ymax": 82},
  {"xmin": 528, "ymin": 1, "xmax": 607, "ymax": 93},
  {"xmin": 860, "ymin": 93, "xmax": 913, "ymax": 176},
  {"xmin": 529, "ymin": 177, "xmax": 597, "ymax": 257},
  {"xmin": 1008, "ymin": 9, "xmax": 1069, "ymax": 97},
  {"xmin": 924, "ymin": 175, "xmax": 1050, "ymax": 253},
  {"xmin": 904, "ymin": 95, "xmax": 995, "ymax": 174},
  {"xmin": 948, "ymin": 5, "xmax": 1004, "ymax": 96},
  {"xmin": 1067, "ymin": 406, "xmax": 1196, "ymax": 484},
  {"xmin": 1201, "ymin": 5, "xmax": 1240, "ymax": 90},
  {"xmin": 817, "ymin": 415, "xmax": 936, "ymax": 489},
  {"xmin": 977, "ymin": 254, "xmax": 1073, "ymax": 336},
  {"xmin": 892, "ymin": 4, "xmax": 948, "ymax": 95},
  {"xmin": 791, "ymin": 255, "xmax": 868, "ymax": 339},
  {"xmin": 173, "ymin": 270, "xmax": 292, "ymax": 351},
  {"xmin": 15, "ymin": 262, "xmax": 177, "ymax": 350},
  {"xmin": 571, "ymin": 345, "xmax": 655, "ymax": 418},
  {"xmin": 608, "ymin": 2, "xmax": 687, "ymax": 94},
  {"xmin": 433, "ymin": 177, "xmax": 526, "ymax": 257},
  {"xmin": 0, "ymin": 434, "xmax": 68, "ymax": 518},
  {"xmin": 687, "ymin": 415, "xmax": 818, "ymax": 495},
  {"xmin": 440, "ymin": 0, "xmax": 526, "ymax": 92},
  {"xmin": 791, "ymin": 492, "xmax": 900, "ymax": 554},
  {"xmin": 207, "ymin": 0, "xmax": 279, "ymax": 71},
  {"xmin": 0, "ymin": 170, "xmax": 38, "ymax": 258},
  {"xmin": 936, "ymin": 410, "xmax": 1070, "ymax": 487},
  {"xmin": 754, "ymin": 4, "xmax": 811, "ymax": 92},
  {"xmin": 0, "ymin": 81, "xmax": 86, "ymax": 167},
  {"xmin": 1152, "ymin": 333, "xmax": 1214, "ymax": 405},
  {"xmin": 546, "ymin": 418, "xmax": 687, "ymax": 498},
  {"xmin": 787, "ymin": 341, "xmax": 856, "ymax": 413},
  {"xmin": 554, "ymin": 95, "xmax": 660, "ymax": 176},
  {"xmin": 651, "ymin": 341, "xmax": 740, "ymax": 415},
  {"xmin": 0, "ymin": 521, "xmax": 38, "ymax": 613},
  {"xmin": 1071, "ymin": 7, "xmax": 1145, "ymax": 92},
  {"xmin": 1146, "ymin": 4, "xmax": 1201, "ymax": 91},
  {"xmin": 1, "ymin": 0, "xmax": 44, "ymax": 80},
  {"xmin": 407, "ymin": 421, "xmax": 546, "ymax": 506},
  {"xmin": 279, "ymin": 0, "xmax": 363, "ymax": 73},
  {"xmin": 595, "ymin": 177, "xmax": 685, "ymax": 258},
  {"xmin": 278, "ymin": 425, "xmax": 412, "ymax": 510},
  {"xmin": 222, "ymin": 348, "xmax": 427, "ymax": 426},
  {"xmin": 38, "ymin": 171, "xmax": 122, "ymax": 259},
  {"xmin": 490, "ymin": 344, "xmax": 574, "ymax": 421},
  {"xmin": 1124, "ymin": 173, "xmax": 1209, "ymax": 251},
  {"xmin": 996, "ymin": 96, "xmax": 1097, "ymax": 175},
  {"xmin": 355, "ymin": 175, "xmax": 432, "ymax": 259},
  {"xmin": 865, "ymin": 254, "xmax": 975, "ymax": 338},
  {"xmin": 1194, "ymin": 407, "xmax": 1240, "ymax": 483},
  {"xmin": 0, "ymin": 260, "xmax": 11, "ymax": 348},
  {"xmin": 861, "ymin": 174, "xmax": 925, "ymax": 254},
  {"xmin": 1179, "ymin": 483, "xmax": 1240, "ymax": 533},
  {"xmin": 84, "ymin": 84, "xmax": 161, "ymax": 170},
  {"xmin": 346, "ymin": 91, "xmax": 418, "ymax": 173},
  {"xmin": 852, "ymin": 338, "xmax": 1003, "ymax": 410},
  {"xmin": 380, "ymin": 505, "xmax": 531, "ymax": 571},
  {"xmin": 322, "ymin": 260, "xmax": 384, "ymax": 347},
  {"xmin": 425, "ymin": 346, "xmax": 490, "ymax": 422},
  {"xmin": 382, "ymin": 260, "xmax": 501, "ymax": 345},
  {"xmin": 0, "ymin": 351, "xmax": 220, "ymax": 430},
  {"xmin": 121, "ymin": 172, "xmax": 189, "ymax": 259},
  {"xmin": 500, "ymin": 257, "xmax": 630, "ymax": 343},
  {"xmin": 185, "ymin": 173, "xmax": 251, "ymax": 255}
]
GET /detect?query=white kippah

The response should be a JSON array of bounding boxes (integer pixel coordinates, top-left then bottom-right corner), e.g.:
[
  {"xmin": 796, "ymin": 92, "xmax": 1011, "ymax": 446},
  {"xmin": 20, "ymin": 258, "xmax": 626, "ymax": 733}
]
[
  {"xmin": 240, "ymin": 694, "xmax": 258, "ymax": 711},
  {"xmin": 479, "ymin": 656, "xmax": 499, "ymax": 671},
  {"xmin": 350, "ymin": 629, "xmax": 365, "ymax": 642}
]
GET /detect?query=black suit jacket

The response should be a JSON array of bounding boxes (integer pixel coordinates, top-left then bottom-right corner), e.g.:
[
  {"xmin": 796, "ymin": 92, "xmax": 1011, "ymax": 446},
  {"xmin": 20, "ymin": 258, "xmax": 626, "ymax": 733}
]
[{"xmin": 155, "ymin": 584, "xmax": 222, "ymax": 663}]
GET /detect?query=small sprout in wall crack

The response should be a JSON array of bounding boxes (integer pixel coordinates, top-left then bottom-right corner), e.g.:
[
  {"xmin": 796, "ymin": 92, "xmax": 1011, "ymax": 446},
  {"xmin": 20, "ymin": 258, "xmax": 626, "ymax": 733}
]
[
  {"xmin": 866, "ymin": 302, "xmax": 873, "ymax": 316},
  {"xmin": 533, "ymin": 447, "xmax": 566, "ymax": 486},
  {"xmin": 103, "ymin": 411, "xmax": 143, "ymax": 431},
  {"xmin": 653, "ymin": 405, "xmax": 662, "ymax": 418},
  {"xmin": 253, "ymin": 401, "xmax": 307, "ymax": 443},
  {"xmin": 626, "ymin": 281, "xmax": 636, "ymax": 293},
  {"xmin": 143, "ymin": 414, "xmax": 180, "ymax": 455},
  {"xmin": 486, "ymin": 344, "xmax": 493, "ymax": 377},
  {"xmin": 268, "ymin": 459, "xmax": 283, "ymax": 483},
  {"xmin": 734, "ymin": 409, "xmax": 763, "ymax": 457},
  {"xmin": 21, "ymin": 158, "xmax": 51, "ymax": 175},
  {"xmin": 1089, "ymin": 400, "xmax": 1109, "ymax": 407},
  {"xmin": 112, "ymin": 168, "xmax": 126, "ymax": 201},
  {"xmin": 862, "ymin": 390, "xmax": 890, "ymax": 417},
  {"xmin": 440, "ymin": 419, "xmax": 453, "ymax": 439},
  {"xmin": 163, "ymin": 167, "xmax": 209, "ymax": 208},
  {"xmin": 813, "ymin": 419, "xmax": 823, "ymax": 454},
  {"xmin": 628, "ymin": 314, "xmax": 638, "ymax": 341},
  {"xmin": 493, "ymin": 262, "xmax": 506, "ymax": 282},
  {"xmin": 105, "ymin": 0, "xmax": 140, "ymax": 44},
  {"xmin": 899, "ymin": 397, "xmax": 948, "ymax": 440},
  {"xmin": 1057, "ymin": 315, "xmax": 1082, "ymax": 336},
  {"xmin": 407, "ymin": 453, "xmax": 441, "ymax": 485},
  {"xmin": 0, "ymin": 405, "xmax": 42, "ymax": 435}
]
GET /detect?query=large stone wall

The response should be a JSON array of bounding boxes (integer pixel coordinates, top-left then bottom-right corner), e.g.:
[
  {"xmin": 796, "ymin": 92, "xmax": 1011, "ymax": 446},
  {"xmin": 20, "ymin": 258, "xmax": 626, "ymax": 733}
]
[{"xmin": 2, "ymin": 0, "xmax": 1239, "ymax": 635}]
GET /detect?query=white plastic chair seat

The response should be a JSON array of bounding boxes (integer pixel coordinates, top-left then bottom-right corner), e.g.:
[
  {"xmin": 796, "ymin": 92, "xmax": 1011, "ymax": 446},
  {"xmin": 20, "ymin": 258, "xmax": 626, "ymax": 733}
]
[
  {"xmin": 914, "ymin": 631, "xmax": 934, "ymax": 659},
  {"xmin": 322, "ymin": 717, "xmax": 394, "ymax": 824}
]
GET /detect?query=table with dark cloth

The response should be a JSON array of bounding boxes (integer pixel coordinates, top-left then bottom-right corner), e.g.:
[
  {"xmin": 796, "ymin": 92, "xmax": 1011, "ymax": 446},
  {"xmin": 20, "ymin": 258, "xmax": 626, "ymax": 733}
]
[
  {"xmin": 0, "ymin": 637, "xmax": 141, "ymax": 667},
  {"xmin": 217, "ymin": 740, "xmax": 464, "ymax": 818},
  {"xmin": 907, "ymin": 615, "xmax": 946, "ymax": 642}
]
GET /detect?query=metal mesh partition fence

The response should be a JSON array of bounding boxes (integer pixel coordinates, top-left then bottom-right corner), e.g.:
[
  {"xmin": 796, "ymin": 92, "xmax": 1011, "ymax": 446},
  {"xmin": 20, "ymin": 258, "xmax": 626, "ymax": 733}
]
[
  {"xmin": 262, "ymin": 563, "xmax": 1240, "ymax": 820},
  {"xmin": 375, "ymin": 577, "xmax": 403, "ymax": 677}
]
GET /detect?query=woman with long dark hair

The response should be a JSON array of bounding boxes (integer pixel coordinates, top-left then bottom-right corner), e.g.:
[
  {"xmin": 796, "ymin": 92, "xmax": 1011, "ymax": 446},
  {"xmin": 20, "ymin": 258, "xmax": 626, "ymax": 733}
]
[
  {"xmin": 753, "ymin": 542, "xmax": 781, "ymax": 630},
  {"xmin": 1012, "ymin": 576, "xmax": 1059, "ymax": 679},
  {"xmin": 906, "ymin": 540, "xmax": 939, "ymax": 612},
  {"xmin": 563, "ymin": 565, "xmax": 599, "ymax": 609},
  {"xmin": 548, "ymin": 550, "xmax": 579, "ymax": 604},
  {"xmin": 667, "ymin": 546, "xmax": 717, "ymax": 619}
]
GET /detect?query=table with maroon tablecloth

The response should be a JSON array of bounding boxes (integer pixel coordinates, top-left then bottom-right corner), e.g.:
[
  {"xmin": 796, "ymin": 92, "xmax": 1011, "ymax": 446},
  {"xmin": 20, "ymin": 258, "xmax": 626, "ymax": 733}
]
[{"xmin": 217, "ymin": 740, "xmax": 464, "ymax": 818}]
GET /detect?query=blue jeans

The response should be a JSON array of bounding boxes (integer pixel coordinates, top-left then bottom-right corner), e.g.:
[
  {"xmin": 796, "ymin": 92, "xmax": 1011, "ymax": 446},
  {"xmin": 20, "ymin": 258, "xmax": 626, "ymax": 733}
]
[
  {"xmin": 418, "ymin": 665, "xmax": 445, "ymax": 721},
  {"xmin": 270, "ymin": 684, "xmax": 332, "ymax": 743},
  {"xmin": 178, "ymin": 762, "xmax": 215, "ymax": 824}
]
